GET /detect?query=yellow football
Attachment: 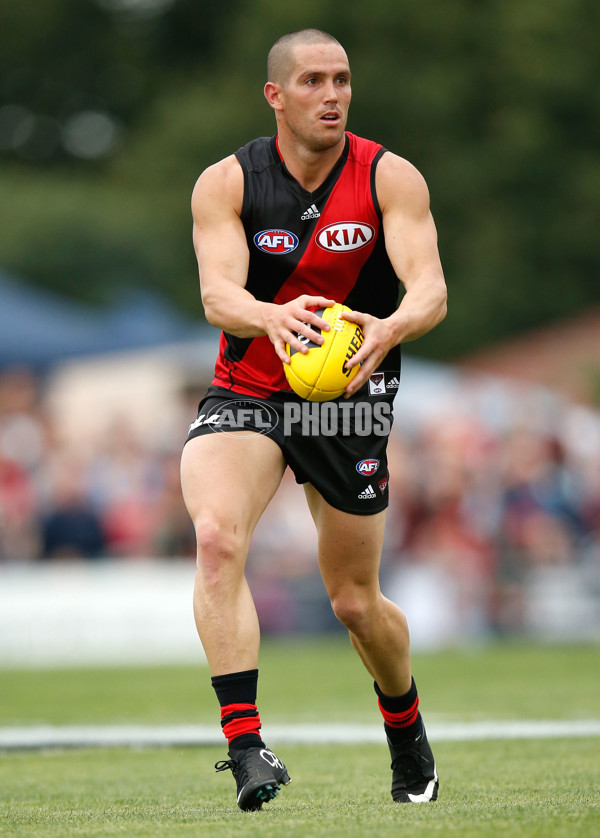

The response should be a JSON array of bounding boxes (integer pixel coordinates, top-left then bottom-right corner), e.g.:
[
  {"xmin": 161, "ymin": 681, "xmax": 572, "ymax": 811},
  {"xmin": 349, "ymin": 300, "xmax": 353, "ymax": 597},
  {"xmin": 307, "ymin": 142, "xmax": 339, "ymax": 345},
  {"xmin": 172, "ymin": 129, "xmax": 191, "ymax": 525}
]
[{"xmin": 284, "ymin": 303, "xmax": 364, "ymax": 401}]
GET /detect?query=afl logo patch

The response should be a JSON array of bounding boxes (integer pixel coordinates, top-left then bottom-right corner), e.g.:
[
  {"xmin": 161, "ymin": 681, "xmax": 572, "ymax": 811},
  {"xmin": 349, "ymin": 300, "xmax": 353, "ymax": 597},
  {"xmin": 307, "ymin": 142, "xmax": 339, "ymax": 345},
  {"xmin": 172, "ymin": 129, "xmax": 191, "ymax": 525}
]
[
  {"xmin": 254, "ymin": 229, "xmax": 299, "ymax": 255},
  {"xmin": 356, "ymin": 458, "xmax": 380, "ymax": 476},
  {"xmin": 316, "ymin": 222, "xmax": 375, "ymax": 252}
]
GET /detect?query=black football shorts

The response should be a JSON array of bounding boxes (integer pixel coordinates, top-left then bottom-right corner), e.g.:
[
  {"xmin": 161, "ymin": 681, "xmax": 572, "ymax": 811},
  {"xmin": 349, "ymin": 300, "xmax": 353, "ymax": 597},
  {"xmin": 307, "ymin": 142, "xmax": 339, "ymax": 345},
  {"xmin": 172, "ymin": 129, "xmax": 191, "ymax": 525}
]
[{"xmin": 185, "ymin": 383, "xmax": 396, "ymax": 516}]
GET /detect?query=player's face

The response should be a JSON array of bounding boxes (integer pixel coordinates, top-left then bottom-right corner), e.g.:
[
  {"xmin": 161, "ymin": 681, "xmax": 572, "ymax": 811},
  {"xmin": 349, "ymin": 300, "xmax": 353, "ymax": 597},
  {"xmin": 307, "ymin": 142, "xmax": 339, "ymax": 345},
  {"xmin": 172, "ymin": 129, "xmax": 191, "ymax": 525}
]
[{"xmin": 279, "ymin": 43, "xmax": 351, "ymax": 152}]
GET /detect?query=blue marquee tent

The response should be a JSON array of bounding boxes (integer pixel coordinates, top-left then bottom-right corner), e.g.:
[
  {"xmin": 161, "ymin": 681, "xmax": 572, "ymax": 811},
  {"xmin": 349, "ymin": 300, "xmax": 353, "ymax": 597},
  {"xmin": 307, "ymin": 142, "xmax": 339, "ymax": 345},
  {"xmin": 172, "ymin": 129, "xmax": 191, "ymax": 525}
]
[{"xmin": 0, "ymin": 270, "xmax": 203, "ymax": 369}]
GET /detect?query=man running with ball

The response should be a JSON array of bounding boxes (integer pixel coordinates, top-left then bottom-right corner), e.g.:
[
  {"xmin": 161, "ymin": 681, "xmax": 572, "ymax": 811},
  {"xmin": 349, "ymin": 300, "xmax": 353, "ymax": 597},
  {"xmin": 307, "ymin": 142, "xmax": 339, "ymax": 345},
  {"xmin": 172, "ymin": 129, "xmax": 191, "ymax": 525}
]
[{"xmin": 181, "ymin": 28, "xmax": 447, "ymax": 811}]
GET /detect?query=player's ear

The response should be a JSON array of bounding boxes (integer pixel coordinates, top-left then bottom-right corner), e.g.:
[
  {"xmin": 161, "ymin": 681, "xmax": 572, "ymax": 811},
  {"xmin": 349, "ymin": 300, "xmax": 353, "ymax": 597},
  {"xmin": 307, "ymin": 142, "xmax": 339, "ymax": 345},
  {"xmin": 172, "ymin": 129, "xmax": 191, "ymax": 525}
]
[{"xmin": 264, "ymin": 82, "xmax": 283, "ymax": 111}]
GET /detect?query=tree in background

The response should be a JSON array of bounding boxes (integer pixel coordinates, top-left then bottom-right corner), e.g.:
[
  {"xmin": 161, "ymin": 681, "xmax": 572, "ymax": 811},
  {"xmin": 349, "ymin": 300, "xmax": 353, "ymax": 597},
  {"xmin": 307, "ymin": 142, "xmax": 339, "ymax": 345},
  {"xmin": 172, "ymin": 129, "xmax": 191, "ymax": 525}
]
[{"xmin": 0, "ymin": 0, "xmax": 599, "ymax": 358}]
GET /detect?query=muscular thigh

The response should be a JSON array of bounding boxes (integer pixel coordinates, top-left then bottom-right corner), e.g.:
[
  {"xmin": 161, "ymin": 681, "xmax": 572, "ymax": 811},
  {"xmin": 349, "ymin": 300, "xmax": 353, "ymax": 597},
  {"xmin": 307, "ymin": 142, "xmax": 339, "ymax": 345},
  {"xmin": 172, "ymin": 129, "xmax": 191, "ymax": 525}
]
[
  {"xmin": 304, "ymin": 483, "xmax": 387, "ymax": 591},
  {"xmin": 181, "ymin": 431, "xmax": 286, "ymax": 542}
]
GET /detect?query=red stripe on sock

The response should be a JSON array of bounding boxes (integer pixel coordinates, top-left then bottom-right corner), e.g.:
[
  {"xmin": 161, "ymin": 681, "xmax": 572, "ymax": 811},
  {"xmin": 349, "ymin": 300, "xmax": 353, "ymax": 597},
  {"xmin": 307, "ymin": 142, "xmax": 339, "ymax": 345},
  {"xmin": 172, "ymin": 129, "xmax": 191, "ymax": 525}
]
[
  {"xmin": 220, "ymin": 703, "xmax": 257, "ymax": 720},
  {"xmin": 222, "ymin": 715, "xmax": 262, "ymax": 742},
  {"xmin": 220, "ymin": 703, "xmax": 262, "ymax": 744},
  {"xmin": 378, "ymin": 696, "xmax": 420, "ymax": 728}
]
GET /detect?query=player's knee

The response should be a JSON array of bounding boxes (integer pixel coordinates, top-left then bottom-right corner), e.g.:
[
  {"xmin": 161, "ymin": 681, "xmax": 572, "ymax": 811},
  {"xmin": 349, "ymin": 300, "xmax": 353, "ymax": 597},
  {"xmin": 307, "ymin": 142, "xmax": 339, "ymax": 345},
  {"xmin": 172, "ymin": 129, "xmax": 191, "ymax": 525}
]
[
  {"xmin": 194, "ymin": 516, "xmax": 244, "ymax": 573},
  {"xmin": 330, "ymin": 590, "xmax": 371, "ymax": 634}
]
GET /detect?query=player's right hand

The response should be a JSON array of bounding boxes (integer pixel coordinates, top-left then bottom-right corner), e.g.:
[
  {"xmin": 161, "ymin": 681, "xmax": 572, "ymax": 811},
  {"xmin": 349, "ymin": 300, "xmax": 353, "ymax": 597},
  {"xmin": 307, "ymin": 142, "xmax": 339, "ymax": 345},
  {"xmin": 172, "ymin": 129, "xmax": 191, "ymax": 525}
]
[{"xmin": 261, "ymin": 295, "xmax": 336, "ymax": 364}]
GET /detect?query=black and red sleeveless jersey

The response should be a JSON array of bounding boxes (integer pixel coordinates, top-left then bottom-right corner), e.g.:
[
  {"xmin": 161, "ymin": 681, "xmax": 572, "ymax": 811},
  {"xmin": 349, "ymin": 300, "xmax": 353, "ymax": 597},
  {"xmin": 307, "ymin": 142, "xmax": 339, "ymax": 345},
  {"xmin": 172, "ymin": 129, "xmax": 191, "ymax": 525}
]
[{"xmin": 210, "ymin": 131, "xmax": 402, "ymax": 398}]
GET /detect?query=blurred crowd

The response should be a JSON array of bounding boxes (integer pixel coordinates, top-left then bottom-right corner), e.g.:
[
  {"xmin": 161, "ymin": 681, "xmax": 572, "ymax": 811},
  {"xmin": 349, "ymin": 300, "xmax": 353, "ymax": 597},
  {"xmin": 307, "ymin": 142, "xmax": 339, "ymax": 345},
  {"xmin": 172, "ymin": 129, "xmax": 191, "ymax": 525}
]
[
  {"xmin": 0, "ymin": 366, "xmax": 196, "ymax": 563},
  {"xmin": 1, "ymin": 364, "xmax": 599, "ymax": 637}
]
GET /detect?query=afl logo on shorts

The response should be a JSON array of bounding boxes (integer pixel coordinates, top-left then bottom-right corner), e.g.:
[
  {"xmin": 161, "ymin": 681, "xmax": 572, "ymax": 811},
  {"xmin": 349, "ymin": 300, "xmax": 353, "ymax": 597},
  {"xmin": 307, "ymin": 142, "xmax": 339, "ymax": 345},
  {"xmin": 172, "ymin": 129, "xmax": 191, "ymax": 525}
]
[
  {"xmin": 254, "ymin": 229, "xmax": 299, "ymax": 255},
  {"xmin": 316, "ymin": 222, "xmax": 375, "ymax": 252},
  {"xmin": 356, "ymin": 458, "xmax": 380, "ymax": 476}
]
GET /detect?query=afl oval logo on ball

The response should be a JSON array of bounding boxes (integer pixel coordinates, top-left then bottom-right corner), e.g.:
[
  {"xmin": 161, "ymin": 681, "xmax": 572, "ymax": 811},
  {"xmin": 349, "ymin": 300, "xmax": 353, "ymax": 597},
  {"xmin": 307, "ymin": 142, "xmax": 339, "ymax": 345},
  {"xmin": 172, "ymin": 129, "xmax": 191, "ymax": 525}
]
[
  {"xmin": 254, "ymin": 229, "xmax": 299, "ymax": 255},
  {"xmin": 356, "ymin": 458, "xmax": 380, "ymax": 476},
  {"xmin": 316, "ymin": 222, "xmax": 375, "ymax": 252}
]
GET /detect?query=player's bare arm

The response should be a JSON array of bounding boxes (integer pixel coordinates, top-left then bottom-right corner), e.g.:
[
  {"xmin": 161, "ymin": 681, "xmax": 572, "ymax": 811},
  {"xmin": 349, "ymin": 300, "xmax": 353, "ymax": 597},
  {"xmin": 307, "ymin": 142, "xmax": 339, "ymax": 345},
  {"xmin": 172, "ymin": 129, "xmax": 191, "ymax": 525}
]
[
  {"xmin": 343, "ymin": 152, "xmax": 447, "ymax": 395},
  {"xmin": 192, "ymin": 157, "xmax": 334, "ymax": 362}
]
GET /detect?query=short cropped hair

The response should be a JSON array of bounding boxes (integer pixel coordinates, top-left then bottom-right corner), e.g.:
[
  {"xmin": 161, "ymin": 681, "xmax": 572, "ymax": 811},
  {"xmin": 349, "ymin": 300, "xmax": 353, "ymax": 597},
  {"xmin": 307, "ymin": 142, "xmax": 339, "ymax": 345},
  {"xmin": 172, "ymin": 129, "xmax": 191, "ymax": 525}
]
[{"xmin": 267, "ymin": 29, "xmax": 344, "ymax": 84}]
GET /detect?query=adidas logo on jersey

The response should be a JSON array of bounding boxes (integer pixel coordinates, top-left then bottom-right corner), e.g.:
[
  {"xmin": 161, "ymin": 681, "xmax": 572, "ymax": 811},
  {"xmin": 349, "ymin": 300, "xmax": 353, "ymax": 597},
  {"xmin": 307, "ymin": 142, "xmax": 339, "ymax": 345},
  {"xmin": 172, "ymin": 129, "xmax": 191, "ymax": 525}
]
[
  {"xmin": 387, "ymin": 377, "xmax": 400, "ymax": 390},
  {"xmin": 358, "ymin": 484, "xmax": 376, "ymax": 500},
  {"xmin": 301, "ymin": 203, "xmax": 320, "ymax": 220}
]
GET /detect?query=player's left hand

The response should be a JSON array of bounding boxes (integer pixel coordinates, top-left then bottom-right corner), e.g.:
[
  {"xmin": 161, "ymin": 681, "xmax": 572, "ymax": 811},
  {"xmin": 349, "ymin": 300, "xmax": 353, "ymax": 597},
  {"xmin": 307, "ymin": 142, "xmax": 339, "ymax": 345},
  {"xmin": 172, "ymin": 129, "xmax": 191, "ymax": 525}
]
[{"xmin": 340, "ymin": 310, "xmax": 397, "ymax": 398}]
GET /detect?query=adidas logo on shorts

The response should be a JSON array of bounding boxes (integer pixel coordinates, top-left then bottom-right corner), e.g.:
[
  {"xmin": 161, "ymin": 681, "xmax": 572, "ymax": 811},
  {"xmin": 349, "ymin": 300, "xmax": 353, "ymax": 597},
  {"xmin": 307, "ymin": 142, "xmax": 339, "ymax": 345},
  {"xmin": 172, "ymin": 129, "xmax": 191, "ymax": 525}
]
[{"xmin": 358, "ymin": 484, "xmax": 376, "ymax": 500}]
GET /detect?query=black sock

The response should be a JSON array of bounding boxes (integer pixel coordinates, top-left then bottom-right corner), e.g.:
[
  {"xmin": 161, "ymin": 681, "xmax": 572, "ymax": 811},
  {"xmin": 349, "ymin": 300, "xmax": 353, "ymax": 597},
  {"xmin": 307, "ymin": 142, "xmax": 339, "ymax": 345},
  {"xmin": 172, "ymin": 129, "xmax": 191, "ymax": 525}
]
[
  {"xmin": 211, "ymin": 669, "xmax": 266, "ymax": 751},
  {"xmin": 374, "ymin": 677, "xmax": 422, "ymax": 745}
]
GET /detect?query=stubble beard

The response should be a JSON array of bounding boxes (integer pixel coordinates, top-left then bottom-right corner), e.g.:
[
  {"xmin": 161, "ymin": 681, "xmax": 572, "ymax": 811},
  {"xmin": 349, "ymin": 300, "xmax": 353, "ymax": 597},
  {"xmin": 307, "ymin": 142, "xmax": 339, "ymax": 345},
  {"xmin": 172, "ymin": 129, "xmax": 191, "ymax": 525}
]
[{"xmin": 293, "ymin": 117, "xmax": 347, "ymax": 154}]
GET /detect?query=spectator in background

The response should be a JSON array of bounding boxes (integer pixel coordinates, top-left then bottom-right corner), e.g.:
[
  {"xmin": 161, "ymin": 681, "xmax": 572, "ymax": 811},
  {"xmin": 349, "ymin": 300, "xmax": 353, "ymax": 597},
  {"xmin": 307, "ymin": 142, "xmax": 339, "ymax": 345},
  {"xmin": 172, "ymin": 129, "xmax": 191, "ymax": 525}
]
[
  {"xmin": 40, "ymin": 456, "xmax": 105, "ymax": 560},
  {"xmin": 0, "ymin": 367, "xmax": 44, "ymax": 561},
  {"xmin": 152, "ymin": 451, "xmax": 196, "ymax": 559},
  {"xmin": 500, "ymin": 430, "xmax": 585, "ymax": 564},
  {"xmin": 86, "ymin": 417, "xmax": 160, "ymax": 557},
  {"xmin": 0, "ymin": 449, "xmax": 38, "ymax": 561}
]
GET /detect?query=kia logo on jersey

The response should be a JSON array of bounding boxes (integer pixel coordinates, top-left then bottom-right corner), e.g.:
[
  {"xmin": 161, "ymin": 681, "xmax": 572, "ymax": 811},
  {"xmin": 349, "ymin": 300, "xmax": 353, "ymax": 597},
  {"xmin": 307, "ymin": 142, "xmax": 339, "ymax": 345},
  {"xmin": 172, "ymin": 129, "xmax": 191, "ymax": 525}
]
[
  {"xmin": 356, "ymin": 458, "xmax": 380, "ymax": 476},
  {"xmin": 316, "ymin": 222, "xmax": 375, "ymax": 252},
  {"xmin": 254, "ymin": 229, "xmax": 299, "ymax": 254}
]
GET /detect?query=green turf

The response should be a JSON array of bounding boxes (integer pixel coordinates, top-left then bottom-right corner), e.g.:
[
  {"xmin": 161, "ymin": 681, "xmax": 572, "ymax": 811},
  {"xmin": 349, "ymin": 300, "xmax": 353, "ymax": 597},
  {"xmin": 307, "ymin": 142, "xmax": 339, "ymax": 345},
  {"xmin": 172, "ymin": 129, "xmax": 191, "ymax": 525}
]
[
  {"xmin": 1, "ymin": 639, "xmax": 599, "ymax": 725},
  {"xmin": 1, "ymin": 640, "xmax": 599, "ymax": 837},
  {"xmin": 1, "ymin": 740, "xmax": 599, "ymax": 837}
]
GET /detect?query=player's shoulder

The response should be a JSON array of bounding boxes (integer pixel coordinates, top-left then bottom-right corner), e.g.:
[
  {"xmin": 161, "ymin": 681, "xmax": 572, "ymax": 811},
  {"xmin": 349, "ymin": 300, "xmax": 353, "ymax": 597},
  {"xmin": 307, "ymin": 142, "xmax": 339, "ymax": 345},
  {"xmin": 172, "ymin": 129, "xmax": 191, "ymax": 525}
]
[
  {"xmin": 193, "ymin": 155, "xmax": 243, "ymax": 196},
  {"xmin": 191, "ymin": 154, "xmax": 243, "ymax": 214},
  {"xmin": 375, "ymin": 150, "xmax": 430, "ymax": 214},
  {"xmin": 235, "ymin": 135, "xmax": 275, "ymax": 173},
  {"xmin": 377, "ymin": 150, "xmax": 428, "ymax": 190}
]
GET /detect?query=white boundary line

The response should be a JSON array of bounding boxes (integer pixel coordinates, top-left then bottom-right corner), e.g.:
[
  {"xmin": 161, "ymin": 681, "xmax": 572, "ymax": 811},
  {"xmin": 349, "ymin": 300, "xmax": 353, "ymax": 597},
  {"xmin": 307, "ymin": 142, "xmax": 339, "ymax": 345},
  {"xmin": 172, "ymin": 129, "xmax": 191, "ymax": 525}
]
[{"xmin": 1, "ymin": 720, "xmax": 600, "ymax": 751}]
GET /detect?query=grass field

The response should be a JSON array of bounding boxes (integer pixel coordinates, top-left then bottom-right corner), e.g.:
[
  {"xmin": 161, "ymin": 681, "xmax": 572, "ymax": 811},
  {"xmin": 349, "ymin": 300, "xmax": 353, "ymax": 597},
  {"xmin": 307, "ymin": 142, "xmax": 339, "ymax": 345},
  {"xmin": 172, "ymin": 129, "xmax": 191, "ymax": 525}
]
[{"xmin": 1, "ymin": 639, "xmax": 599, "ymax": 837}]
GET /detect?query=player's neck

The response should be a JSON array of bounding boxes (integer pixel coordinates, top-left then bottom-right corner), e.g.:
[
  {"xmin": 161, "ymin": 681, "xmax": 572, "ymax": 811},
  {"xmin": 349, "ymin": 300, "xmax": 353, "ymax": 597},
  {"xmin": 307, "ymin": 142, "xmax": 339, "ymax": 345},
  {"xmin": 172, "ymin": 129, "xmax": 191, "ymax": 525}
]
[{"xmin": 276, "ymin": 132, "xmax": 346, "ymax": 193}]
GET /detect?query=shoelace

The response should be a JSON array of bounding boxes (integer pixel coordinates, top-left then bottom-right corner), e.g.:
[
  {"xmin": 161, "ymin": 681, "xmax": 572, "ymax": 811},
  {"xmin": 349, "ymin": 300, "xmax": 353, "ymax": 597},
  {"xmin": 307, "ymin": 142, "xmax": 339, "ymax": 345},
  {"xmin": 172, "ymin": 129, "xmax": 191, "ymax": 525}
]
[
  {"xmin": 215, "ymin": 756, "xmax": 255, "ymax": 788},
  {"xmin": 215, "ymin": 759, "xmax": 236, "ymax": 774}
]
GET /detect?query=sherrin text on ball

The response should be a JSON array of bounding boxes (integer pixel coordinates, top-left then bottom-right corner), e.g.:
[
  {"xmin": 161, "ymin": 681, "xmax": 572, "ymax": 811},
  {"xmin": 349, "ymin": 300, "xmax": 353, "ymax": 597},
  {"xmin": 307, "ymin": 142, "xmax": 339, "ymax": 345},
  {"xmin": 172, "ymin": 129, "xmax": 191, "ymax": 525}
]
[{"xmin": 284, "ymin": 303, "xmax": 364, "ymax": 401}]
